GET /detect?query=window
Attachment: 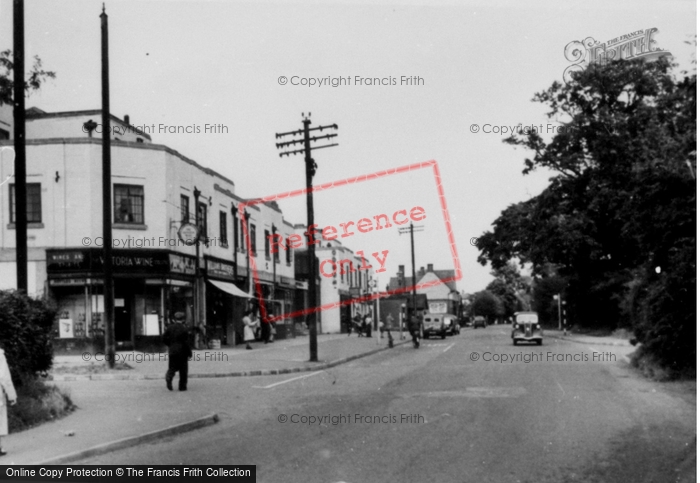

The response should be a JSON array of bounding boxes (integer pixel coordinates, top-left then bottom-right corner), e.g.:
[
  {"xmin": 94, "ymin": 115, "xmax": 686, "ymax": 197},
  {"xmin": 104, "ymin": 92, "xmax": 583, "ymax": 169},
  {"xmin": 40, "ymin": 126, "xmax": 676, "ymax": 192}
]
[
  {"xmin": 10, "ymin": 183, "xmax": 41, "ymax": 223},
  {"xmin": 264, "ymin": 229, "xmax": 270, "ymax": 260},
  {"xmin": 233, "ymin": 212, "xmax": 239, "ymax": 252},
  {"xmin": 0, "ymin": 128, "xmax": 9, "ymax": 140},
  {"xmin": 250, "ymin": 224, "xmax": 257, "ymax": 255},
  {"xmin": 286, "ymin": 240, "xmax": 292, "ymax": 265},
  {"xmin": 219, "ymin": 211, "xmax": 227, "ymax": 246},
  {"xmin": 240, "ymin": 219, "xmax": 246, "ymax": 252},
  {"xmin": 114, "ymin": 184, "xmax": 144, "ymax": 224},
  {"xmin": 180, "ymin": 195, "xmax": 190, "ymax": 223},
  {"xmin": 197, "ymin": 202, "xmax": 207, "ymax": 237}
]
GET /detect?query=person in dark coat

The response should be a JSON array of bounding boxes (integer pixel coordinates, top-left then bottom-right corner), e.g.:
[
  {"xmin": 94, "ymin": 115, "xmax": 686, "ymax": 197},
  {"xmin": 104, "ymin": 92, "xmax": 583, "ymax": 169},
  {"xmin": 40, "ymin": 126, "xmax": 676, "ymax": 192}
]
[
  {"xmin": 408, "ymin": 314, "xmax": 421, "ymax": 348},
  {"xmin": 163, "ymin": 312, "xmax": 192, "ymax": 391}
]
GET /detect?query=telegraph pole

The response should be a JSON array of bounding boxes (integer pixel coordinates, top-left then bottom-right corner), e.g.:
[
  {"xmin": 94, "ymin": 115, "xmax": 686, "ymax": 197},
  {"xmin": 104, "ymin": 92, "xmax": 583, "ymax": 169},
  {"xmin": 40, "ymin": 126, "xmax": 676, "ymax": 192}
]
[
  {"xmin": 13, "ymin": 0, "xmax": 27, "ymax": 293},
  {"xmin": 101, "ymin": 4, "xmax": 115, "ymax": 368},
  {"xmin": 276, "ymin": 114, "xmax": 338, "ymax": 362},
  {"xmin": 399, "ymin": 222, "xmax": 423, "ymax": 320}
]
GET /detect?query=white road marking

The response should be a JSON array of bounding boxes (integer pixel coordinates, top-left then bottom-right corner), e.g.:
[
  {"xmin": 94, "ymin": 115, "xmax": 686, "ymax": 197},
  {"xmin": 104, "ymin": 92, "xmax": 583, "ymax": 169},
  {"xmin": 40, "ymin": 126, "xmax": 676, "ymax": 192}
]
[
  {"xmin": 443, "ymin": 343, "xmax": 455, "ymax": 353},
  {"xmin": 253, "ymin": 371, "xmax": 324, "ymax": 389}
]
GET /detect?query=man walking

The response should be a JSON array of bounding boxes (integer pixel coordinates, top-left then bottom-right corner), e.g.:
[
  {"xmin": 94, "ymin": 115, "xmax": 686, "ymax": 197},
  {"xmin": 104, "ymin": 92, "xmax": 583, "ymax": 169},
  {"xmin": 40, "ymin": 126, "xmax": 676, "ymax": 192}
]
[{"xmin": 163, "ymin": 312, "xmax": 192, "ymax": 391}]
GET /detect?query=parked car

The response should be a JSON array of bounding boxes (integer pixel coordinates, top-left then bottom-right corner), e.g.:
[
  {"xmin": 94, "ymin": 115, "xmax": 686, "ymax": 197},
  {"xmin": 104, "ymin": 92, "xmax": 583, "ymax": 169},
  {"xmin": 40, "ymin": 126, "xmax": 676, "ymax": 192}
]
[
  {"xmin": 511, "ymin": 311, "xmax": 543, "ymax": 345},
  {"xmin": 473, "ymin": 316, "xmax": 486, "ymax": 329},
  {"xmin": 422, "ymin": 314, "xmax": 457, "ymax": 339}
]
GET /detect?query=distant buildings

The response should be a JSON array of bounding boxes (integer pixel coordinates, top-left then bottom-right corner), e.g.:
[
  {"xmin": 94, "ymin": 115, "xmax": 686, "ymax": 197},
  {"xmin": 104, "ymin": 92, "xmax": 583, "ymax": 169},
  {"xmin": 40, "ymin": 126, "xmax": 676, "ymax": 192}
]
[{"xmin": 387, "ymin": 264, "xmax": 460, "ymax": 316}]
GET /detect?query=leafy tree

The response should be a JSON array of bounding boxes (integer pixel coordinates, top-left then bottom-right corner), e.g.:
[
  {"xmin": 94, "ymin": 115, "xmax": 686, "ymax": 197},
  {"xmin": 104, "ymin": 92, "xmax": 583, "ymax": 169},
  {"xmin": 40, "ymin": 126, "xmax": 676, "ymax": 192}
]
[
  {"xmin": 476, "ymin": 55, "xmax": 695, "ymax": 373},
  {"xmin": 471, "ymin": 290, "xmax": 504, "ymax": 323},
  {"xmin": 0, "ymin": 49, "xmax": 56, "ymax": 105},
  {"xmin": 485, "ymin": 262, "xmax": 528, "ymax": 318}
]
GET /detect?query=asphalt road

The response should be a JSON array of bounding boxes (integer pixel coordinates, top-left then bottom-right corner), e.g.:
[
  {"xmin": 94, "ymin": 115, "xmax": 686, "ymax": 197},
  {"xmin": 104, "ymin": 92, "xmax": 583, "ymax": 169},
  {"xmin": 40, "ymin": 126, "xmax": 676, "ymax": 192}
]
[{"xmin": 77, "ymin": 326, "xmax": 696, "ymax": 482}]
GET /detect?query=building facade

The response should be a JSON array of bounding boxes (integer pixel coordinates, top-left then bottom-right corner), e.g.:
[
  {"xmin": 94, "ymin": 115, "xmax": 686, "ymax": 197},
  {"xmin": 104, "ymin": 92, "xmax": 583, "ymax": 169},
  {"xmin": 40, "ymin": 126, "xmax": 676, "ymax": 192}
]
[
  {"xmin": 0, "ymin": 108, "xmax": 298, "ymax": 350},
  {"xmin": 292, "ymin": 226, "xmax": 373, "ymax": 334}
]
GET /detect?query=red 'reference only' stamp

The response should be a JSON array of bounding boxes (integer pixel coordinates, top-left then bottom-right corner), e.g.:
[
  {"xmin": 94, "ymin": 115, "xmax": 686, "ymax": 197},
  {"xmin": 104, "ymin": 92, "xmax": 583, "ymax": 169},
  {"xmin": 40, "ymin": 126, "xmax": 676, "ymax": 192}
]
[{"xmin": 239, "ymin": 160, "xmax": 461, "ymax": 323}]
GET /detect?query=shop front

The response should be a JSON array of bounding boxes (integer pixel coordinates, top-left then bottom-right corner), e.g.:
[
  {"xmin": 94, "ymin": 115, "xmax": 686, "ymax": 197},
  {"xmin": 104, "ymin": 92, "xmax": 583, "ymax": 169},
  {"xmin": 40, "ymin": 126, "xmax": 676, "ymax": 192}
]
[
  {"xmin": 204, "ymin": 256, "xmax": 253, "ymax": 347},
  {"xmin": 47, "ymin": 248, "xmax": 196, "ymax": 353}
]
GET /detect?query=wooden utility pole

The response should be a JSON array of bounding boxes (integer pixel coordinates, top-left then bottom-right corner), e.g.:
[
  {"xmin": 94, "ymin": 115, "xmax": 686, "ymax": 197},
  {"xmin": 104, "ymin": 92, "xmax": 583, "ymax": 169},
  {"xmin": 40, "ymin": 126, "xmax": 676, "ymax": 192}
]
[
  {"xmin": 275, "ymin": 114, "xmax": 338, "ymax": 362},
  {"xmin": 399, "ymin": 222, "xmax": 423, "ymax": 319},
  {"xmin": 101, "ymin": 5, "xmax": 115, "ymax": 367},
  {"xmin": 13, "ymin": 0, "xmax": 27, "ymax": 293}
]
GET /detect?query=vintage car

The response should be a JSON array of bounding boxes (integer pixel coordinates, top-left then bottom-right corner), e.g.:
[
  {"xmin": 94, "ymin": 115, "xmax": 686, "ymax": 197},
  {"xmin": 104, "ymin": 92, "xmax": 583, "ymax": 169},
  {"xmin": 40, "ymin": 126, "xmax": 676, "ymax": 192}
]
[
  {"xmin": 473, "ymin": 316, "xmax": 486, "ymax": 329},
  {"xmin": 422, "ymin": 314, "xmax": 457, "ymax": 339},
  {"xmin": 512, "ymin": 312, "xmax": 543, "ymax": 345}
]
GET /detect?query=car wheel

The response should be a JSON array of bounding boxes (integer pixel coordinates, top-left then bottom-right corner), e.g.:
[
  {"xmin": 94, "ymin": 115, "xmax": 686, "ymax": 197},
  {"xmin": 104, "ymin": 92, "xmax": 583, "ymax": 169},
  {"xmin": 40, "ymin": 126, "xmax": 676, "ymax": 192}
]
[
  {"xmin": 537, "ymin": 340, "xmax": 542, "ymax": 346},
  {"xmin": 513, "ymin": 340, "xmax": 517, "ymax": 346},
  {"xmin": 441, "ymin": 332, "xmax": 446, "ymax": 339}
]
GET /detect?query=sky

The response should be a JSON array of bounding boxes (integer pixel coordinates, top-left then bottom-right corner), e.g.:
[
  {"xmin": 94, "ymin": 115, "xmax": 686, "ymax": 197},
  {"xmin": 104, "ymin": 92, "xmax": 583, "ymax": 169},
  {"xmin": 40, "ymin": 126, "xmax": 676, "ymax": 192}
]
[{"xmin": 0, "ymin": 0, "xmax": 695, "ymax": 293}]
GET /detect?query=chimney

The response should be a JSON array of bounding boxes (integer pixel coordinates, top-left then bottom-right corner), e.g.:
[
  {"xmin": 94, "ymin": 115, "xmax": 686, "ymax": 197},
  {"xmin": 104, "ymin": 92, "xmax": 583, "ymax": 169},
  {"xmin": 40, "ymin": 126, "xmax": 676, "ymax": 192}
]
[
  {"xmin": 419, "ymin": 266, "xmax": 425, "ymax": 278},
  {"xmin": 398, "ymin": 265, "xmax": 404, "ymax": 275},
  {"xmin": 124, "ymin": 114, "xmax": 130, "ymax": 125},
  {"xmin": 427, "ymin": 263, "xmax": 433, "ymax": 272}
]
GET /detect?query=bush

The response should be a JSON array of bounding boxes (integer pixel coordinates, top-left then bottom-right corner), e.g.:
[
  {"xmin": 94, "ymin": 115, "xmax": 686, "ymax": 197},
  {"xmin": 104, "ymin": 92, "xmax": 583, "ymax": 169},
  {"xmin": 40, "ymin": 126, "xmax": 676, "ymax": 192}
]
[
  {"xmin": 7, "ymin": 377, "xmax": 75, "ymax": 433},
  {"xmin": 0, "ymin": 290, "xmax": 56, "ymax": 385}
]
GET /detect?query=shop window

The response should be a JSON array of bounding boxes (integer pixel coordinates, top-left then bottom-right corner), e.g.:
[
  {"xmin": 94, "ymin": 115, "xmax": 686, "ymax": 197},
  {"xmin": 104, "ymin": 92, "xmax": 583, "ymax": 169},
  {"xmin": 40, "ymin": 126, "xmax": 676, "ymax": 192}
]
[
  {"xmin": 114, "ymin": 184, "xmax": 144, "ymax": 224},
  {"xmin": 180, "ymin": 195, "xmax": 190, "ymax": 223},
  {"xmin": 219, "ymin": 211, "xmax": 228, "ymax": 246},
  {"xmin": 10, "ymin": 183, "xmax": 42, "ymax": 223}
]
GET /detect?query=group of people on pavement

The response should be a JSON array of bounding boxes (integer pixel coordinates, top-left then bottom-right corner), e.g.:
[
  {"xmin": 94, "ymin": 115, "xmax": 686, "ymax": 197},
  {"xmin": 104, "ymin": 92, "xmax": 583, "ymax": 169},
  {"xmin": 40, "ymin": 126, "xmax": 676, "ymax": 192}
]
[{"xmin": 242, "ymin": 310, "xmax": 275, "ymax": 349}]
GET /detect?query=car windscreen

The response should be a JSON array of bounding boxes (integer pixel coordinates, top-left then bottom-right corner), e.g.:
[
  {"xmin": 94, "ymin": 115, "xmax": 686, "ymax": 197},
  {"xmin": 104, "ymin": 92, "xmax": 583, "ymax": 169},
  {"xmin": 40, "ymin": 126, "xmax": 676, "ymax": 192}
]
[{"xmin": 516, "ymin": 314, "xmax": 538, "ymax": 323}]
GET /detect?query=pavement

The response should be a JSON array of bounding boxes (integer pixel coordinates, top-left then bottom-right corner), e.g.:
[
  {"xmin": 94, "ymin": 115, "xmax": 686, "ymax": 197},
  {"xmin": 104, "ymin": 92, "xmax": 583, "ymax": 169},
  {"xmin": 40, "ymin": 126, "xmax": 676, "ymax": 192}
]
[{"xmin": 4, "ymin": 332, "xmax": 406, "ymax": 465}]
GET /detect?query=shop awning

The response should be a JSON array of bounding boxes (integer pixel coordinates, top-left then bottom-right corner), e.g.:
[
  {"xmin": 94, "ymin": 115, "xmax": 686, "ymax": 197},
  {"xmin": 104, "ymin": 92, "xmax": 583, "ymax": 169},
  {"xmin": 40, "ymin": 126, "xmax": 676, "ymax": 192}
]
[{"xmin": 208, "ymin": 280, "xmax": 255, "ymax": 298}]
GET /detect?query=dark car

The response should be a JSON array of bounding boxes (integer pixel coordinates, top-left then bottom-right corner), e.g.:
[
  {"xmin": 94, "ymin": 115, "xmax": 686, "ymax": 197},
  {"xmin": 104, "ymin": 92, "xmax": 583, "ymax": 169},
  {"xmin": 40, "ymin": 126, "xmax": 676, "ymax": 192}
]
[
  {"xmin": 511, "ymin": 311, "xmax": 543, "ymax": 345},
  {"xmin": 473, "ymin": 316, "xmax": 486, "ymax": 329}
]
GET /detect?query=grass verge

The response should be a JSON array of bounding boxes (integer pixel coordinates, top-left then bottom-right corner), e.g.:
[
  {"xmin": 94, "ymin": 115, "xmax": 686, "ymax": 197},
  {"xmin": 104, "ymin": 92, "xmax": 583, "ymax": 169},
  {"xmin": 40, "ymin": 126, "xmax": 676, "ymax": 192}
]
[{"xmin": 8, "ymin": 378, "xmax": 76, "ymax": 433}]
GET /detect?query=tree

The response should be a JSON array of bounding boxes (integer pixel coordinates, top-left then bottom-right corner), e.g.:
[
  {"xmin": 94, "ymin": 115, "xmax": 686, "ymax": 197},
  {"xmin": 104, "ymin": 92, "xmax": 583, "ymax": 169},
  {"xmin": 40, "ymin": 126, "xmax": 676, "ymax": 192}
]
[
  {"xmin": 471, "ymin": 290, "xmax": 504, "ymax": 323},
  {"xmin": 475, "ymin": 55, "xmax": 695, "ymax": 373},
  {"xmin": 0, "ymin": 49, "xmax": 55, "ymax": 106},
  {"xmin": 485, "ymin": 262, "xmax": 528, "ymax": 318}
]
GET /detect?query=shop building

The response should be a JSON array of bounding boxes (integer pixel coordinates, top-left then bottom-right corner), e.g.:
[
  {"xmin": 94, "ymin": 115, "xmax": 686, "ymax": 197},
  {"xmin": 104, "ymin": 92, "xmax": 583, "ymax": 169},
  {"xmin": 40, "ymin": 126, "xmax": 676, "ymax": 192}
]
[
  {"xmin": 0, "ymin": 108, "xmax": 298, "ymax": 351},
  {"xmin": 293, "ymin": 228, "xmax": 373, "ymax": 334}
]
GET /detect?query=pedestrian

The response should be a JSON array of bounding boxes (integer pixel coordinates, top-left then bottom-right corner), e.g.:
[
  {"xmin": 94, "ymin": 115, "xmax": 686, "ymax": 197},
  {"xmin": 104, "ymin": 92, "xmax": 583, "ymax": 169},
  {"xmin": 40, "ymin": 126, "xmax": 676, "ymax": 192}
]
[
  {"xmin": 408, "ymin": 313, "xmax": 421, "ymax": 348},
  {"xmin": 0, "ymin": 346, "xmax": 17, "ymax": 456},
  {"xmin": 243, "ymin": 310, "xmax": 257, "ymax": 350},
  {"xmin": 268, "ymin": 321, "xmax": 276, "ymax": 343},
  {"xmin": 353, "ymin": 314, "xmax": 363, "ymax": 337},
  {"xmin": 163, "ymin": 312, "xmax": 192, "ymax": 391},
  {"xmin": 364, "ymin": 314, "xmax": 372, "ymax": 338},
  {"xmin": 261, "ymin": 313, "xmax": 270, "ymax": 344},
  {"xmin": 386, "ymin": 313, "xmax": 394, "ymax": 331}
]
